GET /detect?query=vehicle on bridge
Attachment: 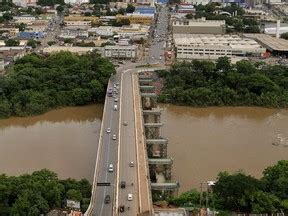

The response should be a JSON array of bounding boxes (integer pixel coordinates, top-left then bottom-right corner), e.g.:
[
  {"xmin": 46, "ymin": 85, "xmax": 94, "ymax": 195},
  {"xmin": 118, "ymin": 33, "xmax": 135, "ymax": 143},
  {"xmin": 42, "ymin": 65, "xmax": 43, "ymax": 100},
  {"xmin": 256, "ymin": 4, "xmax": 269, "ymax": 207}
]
[
  {"xmin": 129, "ymin": 161, "xmax": 134, "ymax": 167},
  {"xmin": 119, "ymin": 205, "xmax": 125, "ymax": 212},
  {"xmin": 106, "ymin": 127, "xmax": 111, "ymax": 133},
  {"xmin": 104, "ymin": 195, "xmax": 111, "ymax": 204},
  {"xmin": 112, "ymin": 134, "xmax": 117, "ymax": 140},
  {"xmin": 107, "ymin": 88, "xmax": 113, "ymax": 97},
  {"xmin": 127, "ymin": 193, "xmax": 133, "ymax": 201},
  {"xmin": 113, "ymin": 104, "xmax": 118, "ymax": 111},
  {"xmin": 108, "ymin": 164, "xmax": 114, "ymax": 172},
  {"xmin": 120, "ymin": 181, "xmax": 126, "ymax": 188}
]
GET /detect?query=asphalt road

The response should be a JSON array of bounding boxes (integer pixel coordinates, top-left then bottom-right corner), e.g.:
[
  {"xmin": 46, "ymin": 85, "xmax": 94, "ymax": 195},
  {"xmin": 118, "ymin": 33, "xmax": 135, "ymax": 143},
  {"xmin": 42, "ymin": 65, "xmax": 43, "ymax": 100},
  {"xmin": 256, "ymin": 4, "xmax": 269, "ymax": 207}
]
[
  {"xmin": 148, "ymin": 6, "xmax": 169, "ymax": 64},
  {"xmin": 92, "ymin": 74, "xmax": 121, "ymax": 216},
  {"xmin": 117, "ymin": 69, "xmax": 139, "ymax": 215}
]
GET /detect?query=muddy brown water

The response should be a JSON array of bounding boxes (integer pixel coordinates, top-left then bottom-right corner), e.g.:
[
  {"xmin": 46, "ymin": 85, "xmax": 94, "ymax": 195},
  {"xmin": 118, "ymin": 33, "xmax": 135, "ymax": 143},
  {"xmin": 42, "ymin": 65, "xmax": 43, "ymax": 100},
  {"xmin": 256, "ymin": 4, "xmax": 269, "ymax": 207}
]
[
  {"xmin": 160, "ymin": 104, "xmax": 288, "ymax": 193},
  {"xmin": 0, "ymin": 104, "xmax": 103, "ymax": 181},
  {"xmin": 0, "ymin": 104, "xmax": 288, "ymax": 194}
]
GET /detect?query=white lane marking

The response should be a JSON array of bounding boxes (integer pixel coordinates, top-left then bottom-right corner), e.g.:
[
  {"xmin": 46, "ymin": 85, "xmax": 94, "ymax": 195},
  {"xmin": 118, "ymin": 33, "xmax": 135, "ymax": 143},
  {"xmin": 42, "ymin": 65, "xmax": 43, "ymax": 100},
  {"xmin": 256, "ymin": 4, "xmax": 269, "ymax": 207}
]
[
  {"xmin": 115, "ymin": 69, "xmax": 134, "ymax": 216},
  {"xmin": 85, "ymin": 80, "xmax": 111, "ymax": 216}
]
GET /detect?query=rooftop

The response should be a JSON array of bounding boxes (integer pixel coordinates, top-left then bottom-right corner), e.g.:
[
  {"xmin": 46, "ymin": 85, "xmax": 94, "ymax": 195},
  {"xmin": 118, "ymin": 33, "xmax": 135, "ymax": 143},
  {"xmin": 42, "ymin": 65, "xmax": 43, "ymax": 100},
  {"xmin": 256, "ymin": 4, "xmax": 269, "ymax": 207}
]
[
  {"xmin": 244, "ymin": 33, "xmax": 288, "ymax": 52},
  {"xmin": 174, "ymin": 34, "xmax": 263, "ymax": 50}
]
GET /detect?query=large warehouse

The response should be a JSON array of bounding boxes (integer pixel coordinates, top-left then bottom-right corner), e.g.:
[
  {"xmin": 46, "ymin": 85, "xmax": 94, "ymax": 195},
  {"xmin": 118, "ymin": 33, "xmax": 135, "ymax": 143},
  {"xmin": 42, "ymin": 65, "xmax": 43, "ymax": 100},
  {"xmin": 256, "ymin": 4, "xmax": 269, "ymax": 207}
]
[
  {"xmin": 174, "ymin": 34, "xmax": 266, "ymax": 60},
  {"xmin": 172, "ymin": 18, "xmax": 226, "ymax": 35}
]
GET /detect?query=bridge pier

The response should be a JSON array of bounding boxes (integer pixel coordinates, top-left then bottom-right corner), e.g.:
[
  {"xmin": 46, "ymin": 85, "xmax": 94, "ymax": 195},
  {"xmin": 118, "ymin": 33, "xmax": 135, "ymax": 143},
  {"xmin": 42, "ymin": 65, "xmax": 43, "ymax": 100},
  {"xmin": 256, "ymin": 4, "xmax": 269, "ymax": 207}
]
[{"xmin": 138, "ymin": 72, "xmax": 179, "ymax": 199}]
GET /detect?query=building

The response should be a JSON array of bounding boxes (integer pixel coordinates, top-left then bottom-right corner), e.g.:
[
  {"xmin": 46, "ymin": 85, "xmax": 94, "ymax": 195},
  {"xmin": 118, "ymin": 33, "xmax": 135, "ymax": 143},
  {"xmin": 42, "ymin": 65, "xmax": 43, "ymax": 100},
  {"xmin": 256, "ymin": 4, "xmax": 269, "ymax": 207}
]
[
  {"xmin": 13, "ymin": 15, "xmax": 36, "ymax": 24},
  {"xmin": 103, "ymin": 45, "xmax": 138, "ymax": 59},
  {"xmin": 244, "ymin": 33, "xmax": 288, "ymax": 55},
  {"xmin": 116, "ymin": 14, "xmax": 154, "ymax": 25},
  {"xmin": 64, "ymin": 0, "xmax": 89, "ymax": 4},
  {"xmin": 135, "ymin": 6, "xmax": 156, "ymax": 15},
  {"xmin": 12, "ymin": 0, "xmax": 37, "ymax": 7},
  {"xmin": 88, "ymin": 26, "xmax": 115, "ymax": 37},
  {"xmin": 43, "ymin": 46, "xmax": 100, "ymax": 55},
  {"xmin": 174, "ymin": 34, "xmax": 265, "ymax": 60},
  {"xmin": 64, "ymin": 16, "xmax": 99, "ymax": 25},
  {"xmin": 64, "ymin": 20, "xmax": 92, "ymax": 27},
  {"xmin": 176, "ymin": 3, "xmax": 196, "ymax": 14},
  {"xmin": 172, "ymin": 18, "xmax": 226, "ymax": 34},
  {"xmin": 0, "ymin": 27, "xmax": 19, "ymax": 37},
  {"xmin": 59, "ymin": 26, "xmax": 89, "ymax": 39}
]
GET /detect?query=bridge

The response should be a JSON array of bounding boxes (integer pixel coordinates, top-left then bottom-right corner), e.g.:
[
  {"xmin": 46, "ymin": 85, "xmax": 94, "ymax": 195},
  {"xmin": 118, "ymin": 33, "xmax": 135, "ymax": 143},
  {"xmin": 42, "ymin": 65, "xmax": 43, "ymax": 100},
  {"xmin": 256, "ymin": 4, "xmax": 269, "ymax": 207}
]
[{"xmin": 85, "ymin": 5, "xmax": 180, "ymax": 216}]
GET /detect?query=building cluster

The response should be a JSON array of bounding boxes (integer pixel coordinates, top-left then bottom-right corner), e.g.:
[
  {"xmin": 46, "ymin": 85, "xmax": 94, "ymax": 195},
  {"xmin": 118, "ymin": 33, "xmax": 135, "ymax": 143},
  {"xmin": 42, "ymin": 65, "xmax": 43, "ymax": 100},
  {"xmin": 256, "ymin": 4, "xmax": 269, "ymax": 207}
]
[
  {"xmin": 0, "ymin": 0, "xmax": 159, "ymax": 71},
  {"xmin": 171, "ymin": 17, "xmax": 266, "ymax": 60}
]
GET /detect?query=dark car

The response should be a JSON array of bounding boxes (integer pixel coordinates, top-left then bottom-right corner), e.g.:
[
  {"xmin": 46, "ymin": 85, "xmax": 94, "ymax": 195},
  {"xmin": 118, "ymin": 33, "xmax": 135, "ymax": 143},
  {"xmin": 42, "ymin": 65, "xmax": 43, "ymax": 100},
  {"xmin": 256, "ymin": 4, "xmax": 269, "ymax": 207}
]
[
  {"xmin": 120, "ymin": 181, "xmax": 126, "ymax": 189},
  {"xmin": 105, "ymin": 195, "xmax": 110, "ymax": 204},
  {"xmin": 119, "ymin": 205, "xmax": 125, "ymax": 212}
]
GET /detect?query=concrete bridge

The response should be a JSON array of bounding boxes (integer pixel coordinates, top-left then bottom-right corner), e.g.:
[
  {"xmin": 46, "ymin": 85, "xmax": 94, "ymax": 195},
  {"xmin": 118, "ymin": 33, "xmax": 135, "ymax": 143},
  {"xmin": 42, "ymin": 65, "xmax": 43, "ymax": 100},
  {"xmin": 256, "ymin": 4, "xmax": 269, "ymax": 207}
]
[{"xmin": 84, "ymin": 66, "xmax": 179, "ymax": 216}]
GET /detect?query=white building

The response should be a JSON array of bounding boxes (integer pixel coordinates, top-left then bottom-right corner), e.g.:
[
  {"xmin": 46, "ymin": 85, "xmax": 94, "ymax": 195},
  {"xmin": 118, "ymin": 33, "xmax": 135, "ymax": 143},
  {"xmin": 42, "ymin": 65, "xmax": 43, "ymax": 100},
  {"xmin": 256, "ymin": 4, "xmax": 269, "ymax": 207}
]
[
  {"xmin": 183, "ymin": 0, "xmax": 210, "ymax": 5},
  {"xmin": 174, "ymin": 34, "xmax": 265, "ymax": 60},
  {"xmin": 88, "ymin": 26, "xmax": 115, "ymax": 37},
  {"xmin": 64, "ymin": 0, "xmax": 89, "ymax": 4},
  {"xmin": 12, "ymin": 0, "xmax": 37, "ymax": 7},
  {"xmin": 103, "ymin": 45, "xmax": 138, "ymax": 59}
]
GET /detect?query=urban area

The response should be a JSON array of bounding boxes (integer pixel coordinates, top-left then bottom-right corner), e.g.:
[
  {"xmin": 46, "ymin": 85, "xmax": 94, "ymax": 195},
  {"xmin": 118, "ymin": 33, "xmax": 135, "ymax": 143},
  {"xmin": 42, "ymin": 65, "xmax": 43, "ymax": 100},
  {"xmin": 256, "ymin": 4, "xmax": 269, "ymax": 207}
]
[{"xmin": 1, "ymin": 0, "xmax": 288, "ymax": 215}]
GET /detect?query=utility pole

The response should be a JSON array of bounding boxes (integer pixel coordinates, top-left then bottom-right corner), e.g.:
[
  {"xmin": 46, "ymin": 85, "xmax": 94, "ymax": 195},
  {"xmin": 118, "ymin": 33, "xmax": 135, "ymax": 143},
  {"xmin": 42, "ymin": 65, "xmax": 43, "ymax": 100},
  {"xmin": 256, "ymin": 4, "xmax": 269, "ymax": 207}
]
[{"xmin": 200, "ymin": 182, "xmax": 203, "ymax": 208}]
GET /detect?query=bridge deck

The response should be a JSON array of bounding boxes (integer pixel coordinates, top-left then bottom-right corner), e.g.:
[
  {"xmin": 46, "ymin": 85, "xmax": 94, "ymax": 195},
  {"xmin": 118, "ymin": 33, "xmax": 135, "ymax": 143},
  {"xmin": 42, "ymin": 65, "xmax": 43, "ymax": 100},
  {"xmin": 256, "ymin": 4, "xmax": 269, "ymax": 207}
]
[{"xmin": 148, "ymin": 158, "xmax": 173, "ymax": 165}]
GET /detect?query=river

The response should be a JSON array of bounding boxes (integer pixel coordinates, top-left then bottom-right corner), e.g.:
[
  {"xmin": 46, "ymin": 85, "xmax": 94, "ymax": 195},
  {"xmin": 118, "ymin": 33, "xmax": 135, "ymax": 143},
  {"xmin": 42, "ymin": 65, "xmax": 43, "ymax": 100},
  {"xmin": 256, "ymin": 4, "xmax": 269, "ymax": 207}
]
[
  {"xmin": 0, "ymin": 104, "xmax": 288, "ymax": 194},
  {"xmin": 0, "ymin": 104, "xmax": 103, "ymax": 182},
  {"xmin": 160, "ymin": 104, "xmax": 288, "ymax": 193}
]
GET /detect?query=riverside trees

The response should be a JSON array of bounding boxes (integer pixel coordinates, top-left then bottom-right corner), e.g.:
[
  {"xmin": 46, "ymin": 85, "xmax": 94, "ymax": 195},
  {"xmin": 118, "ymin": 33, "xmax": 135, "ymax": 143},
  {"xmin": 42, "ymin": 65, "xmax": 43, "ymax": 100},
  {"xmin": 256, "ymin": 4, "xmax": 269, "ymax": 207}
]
[
  {"xmin": 0, "ymin": 169, "xmax": 91, "ymax": 215},
  {"xmin": 0, "ymin": 51, "xmax": 115, "ymax": 119},
  {"xmin": 168, "ymin": 160, "xmax": 288, "ymax": 214},
  {"xmin": 157, "ymin": 57, "xmax": 288, "ymax": 108}
]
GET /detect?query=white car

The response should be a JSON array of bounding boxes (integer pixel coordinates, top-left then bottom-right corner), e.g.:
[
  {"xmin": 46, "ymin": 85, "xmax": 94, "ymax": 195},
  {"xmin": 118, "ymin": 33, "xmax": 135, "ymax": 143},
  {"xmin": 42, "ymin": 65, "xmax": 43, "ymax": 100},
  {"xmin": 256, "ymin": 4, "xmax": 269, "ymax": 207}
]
[
  {"xmin": 112, "ymin": 134, "xmax": 117, "ymax": 140},
  {"xmin": 127, "ymin": 193, "xmax": 133, "ymax": 201},
  {"xmin": 107, "ymin": 128, "xmax": 111, "ymax": 133},
  {"xmin": 129, "ymin": 161, "xmax": 134, "ymax": 167},
  {"xmin": 114, "ymin": 98, "xmax": 118, "ymax": 102},
  {"xmin": 108, "ymin": 164, "xmax": 114, "ymax": 172}
]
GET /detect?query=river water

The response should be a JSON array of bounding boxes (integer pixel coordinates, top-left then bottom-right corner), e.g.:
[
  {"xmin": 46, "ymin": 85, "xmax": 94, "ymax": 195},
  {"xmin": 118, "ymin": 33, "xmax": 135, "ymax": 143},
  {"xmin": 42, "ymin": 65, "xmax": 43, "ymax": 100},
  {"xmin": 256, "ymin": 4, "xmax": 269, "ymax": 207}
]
[
  {"xmin": 0, "ymin": 104, "xmax": 288, "ymax": 194},
  {"xmin": 0, "ymin": 104, "xmax": 103, "ymax": 181},
  {"xmin": 160, "ymin": 104, "xmax": 288, "ymax": 193}
]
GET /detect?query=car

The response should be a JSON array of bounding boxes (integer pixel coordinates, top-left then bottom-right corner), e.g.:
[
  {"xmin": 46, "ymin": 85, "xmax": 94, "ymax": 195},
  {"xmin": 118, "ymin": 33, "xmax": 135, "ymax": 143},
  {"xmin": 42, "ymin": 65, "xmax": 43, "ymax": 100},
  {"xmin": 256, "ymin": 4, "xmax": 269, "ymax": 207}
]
[
  {"xmin": 120, "ymin": 181, "xmax": 126, "ymax": 188},
  {"xmin": 114, "ymin": 98, "xmax": 118, "ymax": 102},
  {"xmin": 113, "ymin": 84, "xmax": 117, "ymax": 88},
  {"xmin": 107, "ymin": 128, "xmax": 111, "ymax": 133},
  {"xmin": 114, "ymin": 104, "xmax": 118, "ymax": 111},
  {"xmin": 108, "ymin": 164, "xmax": 113, "ymax": 172},
  {"xmin": 123, "ymin": 121, "xmax": 128, "ymax": 126},
  {"xmin": 113, "ymin": 134, "xmax": 117, "ymax": 140},
  {"xmin": 113, "ymin": 94, "xmax": 117, "ymax": 98},
  {"xmin": 129, "ymin": 161, "xmax": 134, "ymax": 167},
  {"xmin": 115, "ymin": 91, "xmax": 118, "ymax": 94},
  {"xmin": 119, "ymin": 205, "xmax": 125, "ymax": 212},
  {"xmin": 105, "ymin": 195, "xmax": 110, "ymax": 204},
  {"xmin": 127, "ymin": 193, "xmax": 133, "ymax": 201}
]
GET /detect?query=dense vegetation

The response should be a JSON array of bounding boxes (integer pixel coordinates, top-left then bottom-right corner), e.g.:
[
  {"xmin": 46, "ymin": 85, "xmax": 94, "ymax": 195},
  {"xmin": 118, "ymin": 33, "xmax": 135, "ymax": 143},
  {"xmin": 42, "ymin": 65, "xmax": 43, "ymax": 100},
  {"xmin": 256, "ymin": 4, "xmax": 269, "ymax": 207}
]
[
  {"xmin": 166, "ymin": 160, "xmax": 288, "ymax": 214},
  {"xmin": 0, "ymin": 51, "xmax": 115, "ymax": 119},
  {"xmin": 157, "ymin": 57, "xmax": 288, "ymax": 108},
  {"xmin": 185, "ymin": 3, "xmax": 260, "ymax": 33},
  {"xmin": 37, "ymin": 0, "xmax": 65, "ymax": 6},
  {"xmin": 0, "ymin": 169, "xmax": 91, "ymax": 215}
]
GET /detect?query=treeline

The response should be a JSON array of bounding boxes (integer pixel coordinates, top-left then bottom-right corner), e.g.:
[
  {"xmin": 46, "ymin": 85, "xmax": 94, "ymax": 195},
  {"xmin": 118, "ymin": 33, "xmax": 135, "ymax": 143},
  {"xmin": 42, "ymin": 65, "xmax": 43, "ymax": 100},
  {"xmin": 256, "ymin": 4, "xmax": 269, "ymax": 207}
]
[
  {"xmin": 0, "ymin": 51, "xmax": 115, "ymax": 119},
  {"xmin": 191, "ymin": 3, "xmax": 260, "ymax": 33},
  {"xmin": 157, "ymin": 57, "xmax": 288, "ymax": 108},
  {"xmin": 37, "ymin": 0, "xmax": 65, "ymax": 6},
  {"xmin": 0, "ymin": 169, "xmax": 91, "ymax": 215},
  {"xmin": 166, "ymin": 160, "xmax": 288, "ymax": 214}
]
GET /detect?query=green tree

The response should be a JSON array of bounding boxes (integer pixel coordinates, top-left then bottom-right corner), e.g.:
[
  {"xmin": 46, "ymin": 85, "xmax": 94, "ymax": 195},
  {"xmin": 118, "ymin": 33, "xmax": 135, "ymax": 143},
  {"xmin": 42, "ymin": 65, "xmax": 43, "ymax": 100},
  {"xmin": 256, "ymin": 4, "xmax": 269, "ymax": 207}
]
[
  {"xmin": 56, "ymin": 5, "xmax": 64, "ymax": 13},
  {"xmin": 281, "ymin": 32, "xmax": 288, "ymax": 40},
  {"xmin": 72, "ymin": 88, "xmax": 92, "ymax": 105},
  {"xmin": 126, "ymin": 4, "xmax": 135, "ymax": 13},
  {"xmin": 15, "ymin": 23, "xmax": 27, "ymax": 31},
  {"xmin": 0, "ymin": 99, "xmax": 11, "ymax": 118},
  {"xmin": 5, "ymin": 39, "xmax": 20, "ymax": 46},
  {"xmin": 168, "ymin": 189, "xmax": 200, "ymax": 207},
  {"xmin": 66, "ymin": 189, "xmax": 82, "ymax": 201},
  {"xmin": 262, "ymin": 160, "xmax": 288, "ymax": 199}
]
